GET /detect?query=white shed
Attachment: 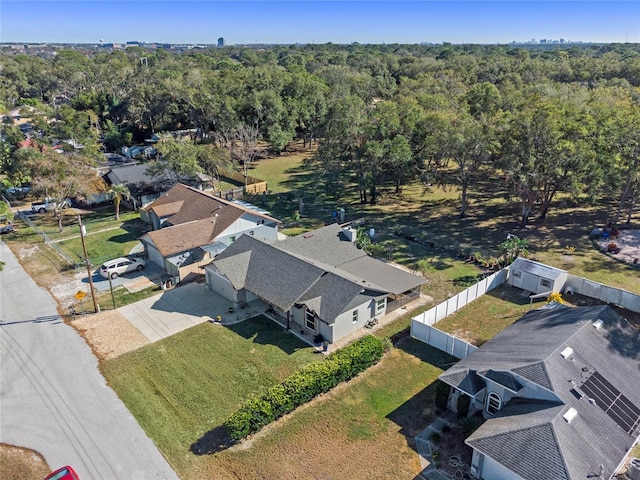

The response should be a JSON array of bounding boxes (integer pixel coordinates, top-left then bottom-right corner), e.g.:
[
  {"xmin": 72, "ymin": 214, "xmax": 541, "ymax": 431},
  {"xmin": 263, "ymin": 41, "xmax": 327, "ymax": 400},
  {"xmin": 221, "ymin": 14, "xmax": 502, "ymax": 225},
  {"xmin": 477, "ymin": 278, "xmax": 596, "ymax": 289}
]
[{"xmin": 507, "ymin": 258, "xmax": 568, "ymax": 294}]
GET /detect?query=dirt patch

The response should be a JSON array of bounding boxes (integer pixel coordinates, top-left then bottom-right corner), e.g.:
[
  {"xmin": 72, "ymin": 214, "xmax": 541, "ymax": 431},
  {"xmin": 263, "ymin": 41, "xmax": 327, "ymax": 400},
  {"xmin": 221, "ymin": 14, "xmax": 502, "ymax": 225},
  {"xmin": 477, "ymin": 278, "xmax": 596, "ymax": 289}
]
[
  {"xmin": 73, "ymin": 310, "xmax": 150, "ymax": 361},
  {"xmin": 596, "ymin": 229, "xmax": 640, "ymax": 266},
  {"xmin": 0, "ymin": 443, "xmax": 50, "ymax": 480}
]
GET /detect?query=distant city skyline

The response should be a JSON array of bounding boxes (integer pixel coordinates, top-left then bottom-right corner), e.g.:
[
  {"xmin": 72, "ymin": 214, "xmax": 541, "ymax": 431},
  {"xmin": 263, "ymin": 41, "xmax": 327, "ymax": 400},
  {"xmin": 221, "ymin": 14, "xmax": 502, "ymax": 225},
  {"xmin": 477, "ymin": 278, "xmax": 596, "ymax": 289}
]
[{"xmin": 1, "ymin": 1, "xmax": 638, "ymax": 45}]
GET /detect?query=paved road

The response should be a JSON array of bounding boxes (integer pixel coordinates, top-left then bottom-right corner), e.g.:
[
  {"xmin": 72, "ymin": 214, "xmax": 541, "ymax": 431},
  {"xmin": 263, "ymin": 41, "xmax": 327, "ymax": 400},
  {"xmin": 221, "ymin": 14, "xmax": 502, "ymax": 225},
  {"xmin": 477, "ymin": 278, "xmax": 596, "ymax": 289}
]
[{"xmin": 0, "ymin": 241, "xmax": 179, "ymax": 479}]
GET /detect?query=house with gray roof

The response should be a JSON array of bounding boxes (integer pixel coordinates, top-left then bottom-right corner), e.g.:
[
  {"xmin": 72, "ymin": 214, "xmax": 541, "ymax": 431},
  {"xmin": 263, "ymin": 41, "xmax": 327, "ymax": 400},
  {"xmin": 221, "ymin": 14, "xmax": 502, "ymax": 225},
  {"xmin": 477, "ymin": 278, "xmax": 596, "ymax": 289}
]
[
  {"xmin": 139, "ymin": 184, "xmax": 280, "ymax": 282},
  {"xmin": 104, "ymin": 163, "xmax": 209, "ymax": 209},
  {"xmin": 204, "ymin": 224, "xmax": 426, "ymax": 343},
  {"xmin": 438, "ymin": 304, "xmax": 640, "ymax": 480}
]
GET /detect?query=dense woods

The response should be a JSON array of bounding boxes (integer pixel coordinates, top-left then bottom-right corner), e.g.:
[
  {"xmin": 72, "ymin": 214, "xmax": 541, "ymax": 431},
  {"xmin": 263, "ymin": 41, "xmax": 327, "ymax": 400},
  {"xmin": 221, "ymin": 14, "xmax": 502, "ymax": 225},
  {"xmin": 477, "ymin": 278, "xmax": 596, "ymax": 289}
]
[{"xmin": 1, "ymin": 43, "xmax": 639, "ymax": 226}]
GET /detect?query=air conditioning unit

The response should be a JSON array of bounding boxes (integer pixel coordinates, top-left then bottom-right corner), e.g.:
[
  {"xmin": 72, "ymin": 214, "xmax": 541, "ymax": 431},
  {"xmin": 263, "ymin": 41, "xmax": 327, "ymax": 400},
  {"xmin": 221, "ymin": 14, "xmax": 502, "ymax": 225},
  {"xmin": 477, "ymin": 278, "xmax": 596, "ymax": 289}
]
[{"xmin": 628, "ymin": 457, "xmax": 640, "ymax": 480}]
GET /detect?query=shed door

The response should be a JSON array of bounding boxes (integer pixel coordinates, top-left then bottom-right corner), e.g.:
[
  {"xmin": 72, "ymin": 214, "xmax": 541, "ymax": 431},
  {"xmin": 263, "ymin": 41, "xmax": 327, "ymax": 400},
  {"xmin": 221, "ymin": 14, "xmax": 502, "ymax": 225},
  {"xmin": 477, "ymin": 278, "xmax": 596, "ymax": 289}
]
[{"xmin": 510, "ymin": 269, "xmax": 523, "ymax": 288}]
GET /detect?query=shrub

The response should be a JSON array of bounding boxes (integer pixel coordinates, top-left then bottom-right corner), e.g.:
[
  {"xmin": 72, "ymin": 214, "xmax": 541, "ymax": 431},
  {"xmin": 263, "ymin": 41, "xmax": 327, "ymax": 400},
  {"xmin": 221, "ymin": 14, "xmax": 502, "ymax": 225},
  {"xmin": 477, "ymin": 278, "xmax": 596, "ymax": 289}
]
[
  {"xmin": 460, "ymin": 415, "xmax": 484, "ymax": 435},
  {"xmin": 435, "ymin": 381, "xmax": 450, "ymax": 411},
  {"xmin": 547, "ymin": 292, "xmax": 565, "ymax": 304},
  {"xmin": 224, "ymin": 335, "xmax": 385, "ymax": 441},
  {"xmin": 456, "ymin": 395, "xmax": 471, "ymax": 420},
  {"xmin": 429, "ymin": 431, "xmax": 441, "ymax": 443}
]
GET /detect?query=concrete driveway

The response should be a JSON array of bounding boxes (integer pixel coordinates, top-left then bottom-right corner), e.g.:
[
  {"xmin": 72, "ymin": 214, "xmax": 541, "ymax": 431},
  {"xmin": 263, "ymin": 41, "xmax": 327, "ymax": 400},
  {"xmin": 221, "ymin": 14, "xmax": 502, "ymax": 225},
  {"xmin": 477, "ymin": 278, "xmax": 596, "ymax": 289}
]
[
  {"xmin": 0, "ymin": 241, "xmax": 178, "ymax": 480},
  {"xmin": 118, "ymin": 282, "xmax": 261, "ymax": 342}
]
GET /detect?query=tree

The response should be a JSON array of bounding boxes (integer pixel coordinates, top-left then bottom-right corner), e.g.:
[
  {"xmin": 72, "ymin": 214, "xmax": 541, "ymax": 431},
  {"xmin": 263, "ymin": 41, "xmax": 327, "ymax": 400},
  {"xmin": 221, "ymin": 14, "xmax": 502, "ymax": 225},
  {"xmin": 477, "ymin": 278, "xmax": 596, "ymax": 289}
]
[
  {"xmin": 196, "ymin": 143, "xmax": 233, "ymax": 185},
  {"xmin": 232, "ymin": 123, "xmax": 260, "ymax": 187},
  {"xmin": 499, "ymin": 234, "xmax": 528, "ymax": 265},
  {"xmin": 19, "ymin": 148, "xmax": 105, "ymax": 231},
  {"xmin": 501, "ymin": 94, "xmax": 596, "ymax": 227},
  {"xmin": 110, "ymin": 183, "xmax": 130, "ymax": 220},
  {"xmin": 148, "ymin": 136, "xmax": 202, "ymax": 182}
]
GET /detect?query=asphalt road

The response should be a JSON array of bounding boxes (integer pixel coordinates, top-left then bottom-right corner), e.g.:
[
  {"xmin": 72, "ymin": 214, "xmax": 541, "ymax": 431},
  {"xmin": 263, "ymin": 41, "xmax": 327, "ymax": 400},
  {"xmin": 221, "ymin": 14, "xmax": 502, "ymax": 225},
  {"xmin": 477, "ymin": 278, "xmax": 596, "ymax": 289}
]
[{"xmin": 0, "ymin": 241, "xmax": 179, "ymax": 480}]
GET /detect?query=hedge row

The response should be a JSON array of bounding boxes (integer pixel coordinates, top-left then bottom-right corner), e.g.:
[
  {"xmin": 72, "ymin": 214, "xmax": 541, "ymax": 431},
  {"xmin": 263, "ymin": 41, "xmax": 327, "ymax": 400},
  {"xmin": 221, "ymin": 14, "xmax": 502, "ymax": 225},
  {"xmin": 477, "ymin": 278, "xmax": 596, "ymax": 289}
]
[{"xmin": 223, "ymin": 335, "xmax": 385, "ymax": 441}]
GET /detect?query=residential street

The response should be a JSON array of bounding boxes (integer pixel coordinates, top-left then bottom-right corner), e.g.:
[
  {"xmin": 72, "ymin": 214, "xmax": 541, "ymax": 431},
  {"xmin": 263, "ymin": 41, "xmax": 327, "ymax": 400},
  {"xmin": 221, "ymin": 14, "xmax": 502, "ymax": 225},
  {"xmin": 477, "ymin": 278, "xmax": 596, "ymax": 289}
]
[{"xmin": 0, "ymin": 241, "xmax": 179, "ymax": 480}]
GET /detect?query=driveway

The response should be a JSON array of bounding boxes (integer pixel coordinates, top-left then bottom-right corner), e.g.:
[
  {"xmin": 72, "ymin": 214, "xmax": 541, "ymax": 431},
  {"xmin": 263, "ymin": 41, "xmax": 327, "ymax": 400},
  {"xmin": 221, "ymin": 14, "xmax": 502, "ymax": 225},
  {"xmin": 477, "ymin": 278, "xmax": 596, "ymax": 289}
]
[
  {"xmin": 118, "ymin": 282, "xmax": 260, "ymax": 342},
  {"xmin": 0, "ymin": 241, "xmax": 178, "ymax": 480}
]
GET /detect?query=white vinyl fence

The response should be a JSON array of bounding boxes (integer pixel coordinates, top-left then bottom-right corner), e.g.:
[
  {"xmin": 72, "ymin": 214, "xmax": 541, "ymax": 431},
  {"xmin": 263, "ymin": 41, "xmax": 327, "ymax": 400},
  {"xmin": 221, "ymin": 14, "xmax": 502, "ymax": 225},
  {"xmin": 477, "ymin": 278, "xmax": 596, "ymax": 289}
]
[
  {"xmin": 565, "ymin": 274, "xmax": 640, "ymax": 313},
  {"xmin": 411, "ymin": 268, "xmax": 508, "ymax": 358},
  {"xmin": 412, "ymin": 322, "xmax": 478, "ymax": 359}
]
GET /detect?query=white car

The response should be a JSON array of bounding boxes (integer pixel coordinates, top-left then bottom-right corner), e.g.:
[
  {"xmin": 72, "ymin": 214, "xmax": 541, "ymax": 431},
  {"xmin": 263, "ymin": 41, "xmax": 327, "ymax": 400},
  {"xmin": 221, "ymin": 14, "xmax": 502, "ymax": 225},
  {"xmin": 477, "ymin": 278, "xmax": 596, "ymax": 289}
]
[
  {"xmin": 31, "ymin": 198, "xmax": 72, "ymax": 213},
  {"xmin": 99, "ymin": 257, "xmax": 145, "ymax": 279}
]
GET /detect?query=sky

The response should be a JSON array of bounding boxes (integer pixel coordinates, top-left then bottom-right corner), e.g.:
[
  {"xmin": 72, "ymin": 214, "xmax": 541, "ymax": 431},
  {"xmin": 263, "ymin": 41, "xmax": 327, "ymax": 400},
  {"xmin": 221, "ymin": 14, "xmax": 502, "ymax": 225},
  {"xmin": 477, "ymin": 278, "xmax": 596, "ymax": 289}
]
[{"xmin": 1, "ymin": 1, "xmax": 638, "ymax": 45}]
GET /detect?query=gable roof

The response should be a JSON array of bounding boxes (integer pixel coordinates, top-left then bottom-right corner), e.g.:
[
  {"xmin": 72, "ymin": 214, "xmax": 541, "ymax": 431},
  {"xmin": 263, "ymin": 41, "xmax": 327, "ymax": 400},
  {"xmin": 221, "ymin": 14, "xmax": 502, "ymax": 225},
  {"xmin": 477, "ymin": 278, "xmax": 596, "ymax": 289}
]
[
  {"xmin": 276, "ymin": 224, "xmax": 365, "ymax": 267},
  {"xmin": 466, "ymin": 400, "xmax": 569, "ymax": 480},
  {"xmin": 212, "ymin": 235, "xmax": 326, "ymax": 313},
  {"xmin": 209, "ymin": 225, "xmax": 426, "ymax": 324},
  {"xmin": 144, "ymin": 183, "xmax": 279, "ymax": 226},
  {"xmin": 140, "ymin": 218, "xmax": 221, "ymax": 257},
  {"xmin": 105, "ymin": 163, "xmax": 174, "ymax": 196},
  {"xmin": 276, "ymin": 224, "xmax": 425, "ymax": 294},
  {"xmin": 510, "ymin": 257, "xmax": 567, "ymax": 280},
  {"xmin": 440, "ymin": 305, "xmax": 640, "ymax": 480}
]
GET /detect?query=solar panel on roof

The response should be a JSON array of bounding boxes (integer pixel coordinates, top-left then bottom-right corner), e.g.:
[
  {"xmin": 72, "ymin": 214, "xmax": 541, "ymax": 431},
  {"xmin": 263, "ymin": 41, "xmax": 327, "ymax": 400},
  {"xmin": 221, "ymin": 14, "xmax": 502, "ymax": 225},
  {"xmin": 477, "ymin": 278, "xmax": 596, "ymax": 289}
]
[{"xmin": 580, "ymin": 371, "xmax": 640, "ymax": 436}]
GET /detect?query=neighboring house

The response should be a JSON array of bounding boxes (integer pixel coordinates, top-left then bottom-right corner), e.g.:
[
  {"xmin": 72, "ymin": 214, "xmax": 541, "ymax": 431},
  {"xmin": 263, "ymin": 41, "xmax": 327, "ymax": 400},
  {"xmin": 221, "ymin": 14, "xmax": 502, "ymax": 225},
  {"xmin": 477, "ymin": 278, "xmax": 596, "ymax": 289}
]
[
  {"xmin": 507, "ymin": 257, "xmax": 568, "ymax": 294},
  {"xmin": 139, "ymin": 183, "xmax": 280, "ymax": 281},
  {"xmin": 438, "ymin": 304, "xmax": 640, "ymax": 480},
  {"xmin": 104, "ymin": 163, "xmax": 209, "ymax": 209},
  {"xmin": 204, "ymin": 224, "xmax": 426, "ymax": 343}
]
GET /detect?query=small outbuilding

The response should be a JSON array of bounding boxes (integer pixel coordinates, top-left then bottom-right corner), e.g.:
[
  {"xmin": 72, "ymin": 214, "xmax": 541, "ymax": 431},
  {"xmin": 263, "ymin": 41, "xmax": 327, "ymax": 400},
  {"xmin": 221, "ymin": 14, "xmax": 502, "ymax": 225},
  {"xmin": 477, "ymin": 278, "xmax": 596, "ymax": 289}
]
[{"xmin": 507, "ymin": 257, "xmax": 567, "ymax": 294}]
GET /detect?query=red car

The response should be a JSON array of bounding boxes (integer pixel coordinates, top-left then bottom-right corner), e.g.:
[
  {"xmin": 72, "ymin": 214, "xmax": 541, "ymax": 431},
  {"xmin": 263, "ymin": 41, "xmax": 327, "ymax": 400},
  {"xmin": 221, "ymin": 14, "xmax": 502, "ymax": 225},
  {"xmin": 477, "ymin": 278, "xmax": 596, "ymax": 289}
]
[{"xmin": 44, "ymin": 466, "xmax": 80, "ymax": 480}]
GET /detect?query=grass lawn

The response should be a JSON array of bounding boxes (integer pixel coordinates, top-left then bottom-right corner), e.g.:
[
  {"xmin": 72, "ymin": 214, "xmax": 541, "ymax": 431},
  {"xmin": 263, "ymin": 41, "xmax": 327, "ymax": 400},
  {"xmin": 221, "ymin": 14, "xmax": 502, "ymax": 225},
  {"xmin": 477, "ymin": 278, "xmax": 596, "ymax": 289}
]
[
  {"xmin": 434, "ymin": 284, "xmax": 532, "ymax": 346},
  {"xmin": 54, "ymin": 219, "xmax": 147, "ymax": 267},
  {"xmin": 199, "ymin": 339, "xmax": 455, "ymax": 480},
  {"xmin": 100, "ymin": 317, "xmax": 319, "ymax": 475},
  {"xmin": 250, "ymin": 140, "xmax": 316, "ymax": 194},
  {"xmin": 102, "ymin": 317, "xmax": 455, "ymax": 480}
]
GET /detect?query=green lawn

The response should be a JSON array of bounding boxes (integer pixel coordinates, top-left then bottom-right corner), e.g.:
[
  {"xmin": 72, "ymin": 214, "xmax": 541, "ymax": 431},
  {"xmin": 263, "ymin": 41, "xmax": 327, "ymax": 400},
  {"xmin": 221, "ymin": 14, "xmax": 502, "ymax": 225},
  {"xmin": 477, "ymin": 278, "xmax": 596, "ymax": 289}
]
[
  {"xmin": 434, "ymin": 284, "xmax": 532, "ymax": 346},
  {"xmin": 100, "ymin": 317, "xmax": 318, "ymax": 475},
  {"xmin": 250, "ymin": 141, "xmax": 315, "ymax": 193},
  {"xmin": 54, "ymin": 219, "xmax": 147, "ymax": 266}
]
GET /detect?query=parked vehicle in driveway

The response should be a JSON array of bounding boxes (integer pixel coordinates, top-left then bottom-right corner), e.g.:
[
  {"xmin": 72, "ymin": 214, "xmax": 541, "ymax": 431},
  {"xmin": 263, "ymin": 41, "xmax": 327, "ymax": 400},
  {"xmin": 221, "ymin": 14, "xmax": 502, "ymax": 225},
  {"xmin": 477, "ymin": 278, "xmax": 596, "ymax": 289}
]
[
  {"xmin": 99, "ymin": 257, "xmax": 146, "ymax": 279},
  {"xmin": 31, "ymin": 198, "xmax": 72, "ymax": 213},
  {"xmin": 44, "ymin": 465, "xmax": 80, "ymax": 480}
]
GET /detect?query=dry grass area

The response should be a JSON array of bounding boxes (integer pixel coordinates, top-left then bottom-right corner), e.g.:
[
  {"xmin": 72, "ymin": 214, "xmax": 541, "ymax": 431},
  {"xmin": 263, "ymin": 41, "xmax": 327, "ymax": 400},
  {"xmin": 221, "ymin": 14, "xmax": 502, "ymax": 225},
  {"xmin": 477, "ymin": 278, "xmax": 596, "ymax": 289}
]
[
  {"xmin": 73, "ymin": 310, "xmax": 150, "ymax": 360},
  {"xmin": 189, "ymin": 344, "xmax": 443, "ymax": 480},
  {"xmin": 0, "ymin": 443, "xmax": 50, "ymax": 480}
]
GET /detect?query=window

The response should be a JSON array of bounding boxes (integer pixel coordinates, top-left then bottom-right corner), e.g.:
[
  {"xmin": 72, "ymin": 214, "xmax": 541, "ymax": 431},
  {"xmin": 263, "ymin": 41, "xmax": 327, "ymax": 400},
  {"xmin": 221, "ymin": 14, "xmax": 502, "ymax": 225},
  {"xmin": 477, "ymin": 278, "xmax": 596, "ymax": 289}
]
[
  {"xmin": 540, "ymin": 278, "xmax": 551, "ymax": 288},
  {"xmin": 305, "ymin": 309, "xmax": 315, "ymax": 330},
  {"xmin": 486, "ymin": 392, "xmax": 501, "ymax": 414},
  {"xmin": 249, "ymin": 230, "xmax": 254, "ymax": 235},
  {"xmin": 376, "ymin": 299, "xmax": 386, "ymax": 313},
  {"xmin": 229, "ymin": 236, "xmax": 236, "ymax": 244},
  {"xmin": 512, "ymin": 269, "xmax": 521, "ymax": 278},
  {"xmin": 352, "ymin": 310, "xmax": 358, "ymax": 323}
]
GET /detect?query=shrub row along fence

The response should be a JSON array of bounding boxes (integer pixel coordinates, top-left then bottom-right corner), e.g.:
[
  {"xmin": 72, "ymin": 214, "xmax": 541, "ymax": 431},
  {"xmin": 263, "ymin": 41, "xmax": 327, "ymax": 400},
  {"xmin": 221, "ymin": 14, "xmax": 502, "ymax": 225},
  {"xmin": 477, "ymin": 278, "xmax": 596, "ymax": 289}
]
[
  {"xmin": 223, "ymin": 335, "xmax": 385, "ymax": 441},
  {"xmin": 410, "ymin": 268, "xmax": 508, "ymax": 359}
]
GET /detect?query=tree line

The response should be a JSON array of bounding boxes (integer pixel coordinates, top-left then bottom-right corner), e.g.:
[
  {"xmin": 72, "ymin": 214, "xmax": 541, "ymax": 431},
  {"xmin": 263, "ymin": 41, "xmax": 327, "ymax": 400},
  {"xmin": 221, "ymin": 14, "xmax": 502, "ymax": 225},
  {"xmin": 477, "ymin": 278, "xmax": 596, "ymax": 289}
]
[{"xmin": 1, "ymin": 43, "xmax": 639, "ymax": 226}]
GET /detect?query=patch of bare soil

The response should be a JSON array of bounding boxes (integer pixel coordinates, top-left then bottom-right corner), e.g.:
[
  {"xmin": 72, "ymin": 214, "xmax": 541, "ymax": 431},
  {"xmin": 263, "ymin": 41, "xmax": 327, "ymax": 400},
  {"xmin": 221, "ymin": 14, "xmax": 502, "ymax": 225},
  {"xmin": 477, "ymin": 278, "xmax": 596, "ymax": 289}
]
[
  {"xmin": 73, "ymin": 310, "xmax": 150, "ymax": 361},
  {"xmin": 0, "ymin": 443, "xmax": 50, "ymax": 480},
  {"xmin": 597, "ymin": 229, "xmax": 640, "ymax": 266},
  {"xmin": 429, "ymin": 424, "xmax": 474, "ymax": 478}
]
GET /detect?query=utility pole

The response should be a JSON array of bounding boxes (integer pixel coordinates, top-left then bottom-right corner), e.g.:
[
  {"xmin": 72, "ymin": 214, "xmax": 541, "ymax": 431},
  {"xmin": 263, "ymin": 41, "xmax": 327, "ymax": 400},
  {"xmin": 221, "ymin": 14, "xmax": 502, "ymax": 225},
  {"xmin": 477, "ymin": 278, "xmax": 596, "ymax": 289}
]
[{"xmin": 78, "ymin": 215, "xmax": 99, "ymax": 313}]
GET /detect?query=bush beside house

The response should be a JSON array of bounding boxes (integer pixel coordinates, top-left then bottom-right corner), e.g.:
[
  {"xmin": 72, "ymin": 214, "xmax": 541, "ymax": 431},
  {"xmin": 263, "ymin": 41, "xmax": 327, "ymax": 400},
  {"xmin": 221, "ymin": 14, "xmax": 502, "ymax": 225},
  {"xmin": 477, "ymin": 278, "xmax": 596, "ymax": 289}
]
[{"xmin": 224, "ymin": 335, "xmax": 385, "ymax": 441}]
